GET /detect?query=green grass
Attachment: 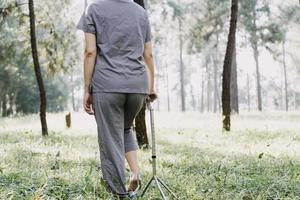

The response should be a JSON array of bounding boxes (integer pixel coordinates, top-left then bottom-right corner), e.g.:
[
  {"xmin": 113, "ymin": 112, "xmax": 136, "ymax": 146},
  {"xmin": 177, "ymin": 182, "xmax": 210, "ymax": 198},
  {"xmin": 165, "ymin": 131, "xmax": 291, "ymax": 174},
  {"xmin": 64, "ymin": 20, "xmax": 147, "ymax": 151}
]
[
  {"xmin": 0, "ymin": 132, "xmax": 109, "ymax": 199},
  {"xmin": 1, "ymin": 112, "xmax": 300, "ymax": 199}
]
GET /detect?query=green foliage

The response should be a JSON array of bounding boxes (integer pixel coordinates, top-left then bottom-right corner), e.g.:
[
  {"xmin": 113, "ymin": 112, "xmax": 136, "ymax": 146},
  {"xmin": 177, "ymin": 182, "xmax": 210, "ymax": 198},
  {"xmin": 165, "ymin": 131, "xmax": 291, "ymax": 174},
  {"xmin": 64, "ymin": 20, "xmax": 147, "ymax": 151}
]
[
  {"xmin": 167, "ymin": 0, "xmax": 185, "ymax": 19},
  {"xmin": 35, "ymin": 0, "xmax": 79, "ymax": 74},
  {"xmin": 0, "ymin": 0, "xmax": 79, "ymax": 116},
  {"xmin": 189, "ymin": 0, "xmax": 285, "ymax": 53},
  {"xmin": 188, "ymin": 0, "xmax": 229, "ymax": 54},
  {"xmin": 15, "ymin": 73, "xmax": 69, "ymax": 114},
  {"xmin": 239, "ymin": 0, "xmax": 284, "ymax": 48},
  {"xmin": 279, "ymin": 4, "xmax": 300, "ymax": 24},
  {"xmin": 0, "ymin": 1, "xmax": 24, "ymax": 27},
  {"xmin": 0, "ymin": 131, "xmax": 113, "ymax": 199}
]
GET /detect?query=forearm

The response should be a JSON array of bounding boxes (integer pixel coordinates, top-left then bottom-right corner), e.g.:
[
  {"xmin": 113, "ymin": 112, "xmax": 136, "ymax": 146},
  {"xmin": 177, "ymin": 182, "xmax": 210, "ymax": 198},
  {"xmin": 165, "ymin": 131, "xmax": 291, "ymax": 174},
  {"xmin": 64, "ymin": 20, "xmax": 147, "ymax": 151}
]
[
  {"xmin": 84, "ymin": 53, "xmax": 96, "ymax": 93},
  {"xmin": 145, "ymin": 55, "xmax": 155, "ymax": 92}
]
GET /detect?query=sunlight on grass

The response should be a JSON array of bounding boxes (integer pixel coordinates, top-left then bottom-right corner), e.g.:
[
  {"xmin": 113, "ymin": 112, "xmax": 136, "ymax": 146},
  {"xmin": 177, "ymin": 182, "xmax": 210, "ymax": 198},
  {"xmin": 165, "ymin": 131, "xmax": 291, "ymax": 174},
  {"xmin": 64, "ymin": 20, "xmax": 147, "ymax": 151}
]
[{"xmin": 1, "ymin": 112, "xmax": 300, "ymax": 199}]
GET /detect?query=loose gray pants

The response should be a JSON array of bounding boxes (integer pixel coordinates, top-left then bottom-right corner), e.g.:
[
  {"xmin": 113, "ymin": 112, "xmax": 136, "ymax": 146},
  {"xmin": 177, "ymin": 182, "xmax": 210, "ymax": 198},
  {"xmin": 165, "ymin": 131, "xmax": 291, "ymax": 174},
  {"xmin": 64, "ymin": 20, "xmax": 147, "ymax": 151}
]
[{"xmin": 92, "ymin": 92, "xmax": 146, "ymax": 198}]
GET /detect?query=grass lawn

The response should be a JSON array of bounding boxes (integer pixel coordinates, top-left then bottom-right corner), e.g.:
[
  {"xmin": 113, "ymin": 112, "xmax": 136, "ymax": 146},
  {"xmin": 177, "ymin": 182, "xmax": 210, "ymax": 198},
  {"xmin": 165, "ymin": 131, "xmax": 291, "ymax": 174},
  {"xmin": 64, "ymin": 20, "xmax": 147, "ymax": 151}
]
[{"xmin": 0, "ymin": 111, "xmax": 300, "ymax": 199}]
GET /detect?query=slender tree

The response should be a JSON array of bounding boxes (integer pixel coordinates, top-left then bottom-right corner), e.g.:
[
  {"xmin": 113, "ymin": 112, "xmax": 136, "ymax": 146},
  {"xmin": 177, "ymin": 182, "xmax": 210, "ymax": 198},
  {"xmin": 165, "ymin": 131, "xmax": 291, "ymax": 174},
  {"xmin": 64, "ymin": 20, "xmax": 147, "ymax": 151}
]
[
  {"xmin": 206, "ymin": 58, "xmax": 211, "ymax": 112},
  {"xmin": 70, "ymin": 65, "xmax": 76, "ymax": 111},
  {"xmin": 1, "ymin": 1, "xmax": 77, "ymax": 117},
  {"xmin": 200, "ymin": 65, "xmax": 205, "ymax": 113},
  {"xmin": 188, "ymin": 0, "xmax": 229, "ymax": 113},
  {"xmin": 275, "ymin": 5, "xmax": 300, "ymax": 111},
  {"xmin": 230, "ymin": 44, "xmax": 239, "ymax": 113},
  {"xmin": 167, "ymin": 0, "xmax": 187, "ymax": 112},
  {"xmin": 282, "ymin": 36, "xmax": 288, "ymax": 111},
  {"xmin": 164, "ymin": 55, "xmax": 171, "ymax": 112},
  {"xmin": 161, "ymin": 2, "xmax": 171, "ymax": 112},
  {"xmin": 212, "ymin": 46, "xmax": 218, "ymax": 112},
  {"xmin": 178, "ymin": 0, "xmax": 185, "ymax": 112},
  {"xmin": 28, "ymin": 0, "xmax": 48, "ymax": 136},
  {"xmin": 252, "ymin": 10, "xmax": 262, "ymax": 111},
  {"xmin": 222, "ymin": 0, "xmax": 238, "ymax": 131},
  {"xmin": 240, "ymin": 0, "xmax": 283, "ymax": 111},
  {"xmin": 247, "ymin": 73, "xmax": 251, "ymax": 112},
  {"xmin": 1, "ymin": 95, "xmax": 7, "ymax": 117}
]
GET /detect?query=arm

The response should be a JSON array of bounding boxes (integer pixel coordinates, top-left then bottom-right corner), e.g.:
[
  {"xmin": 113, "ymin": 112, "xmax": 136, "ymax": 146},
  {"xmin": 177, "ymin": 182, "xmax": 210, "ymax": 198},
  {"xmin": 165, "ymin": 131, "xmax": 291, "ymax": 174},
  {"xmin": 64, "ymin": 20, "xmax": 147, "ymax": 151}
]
[
  {"xmin": 83, "ymin": 33, "xmax": 97, "ymax": 114},
  {"xmin": 143, "ymin": 41, "xmax": 157, "ymax": 101},
  {"xmin": 84, "ymin": 33, "xmax": 97, "ymax": 93}
]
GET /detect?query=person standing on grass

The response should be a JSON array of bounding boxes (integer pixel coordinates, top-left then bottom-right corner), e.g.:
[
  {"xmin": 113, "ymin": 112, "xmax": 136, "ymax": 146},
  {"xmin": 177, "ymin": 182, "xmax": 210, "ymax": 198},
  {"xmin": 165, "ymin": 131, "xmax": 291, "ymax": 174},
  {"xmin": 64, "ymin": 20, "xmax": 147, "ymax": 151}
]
[{"xmin": 77, "ymin": 0, "xmax": 157, "ymax": 199}]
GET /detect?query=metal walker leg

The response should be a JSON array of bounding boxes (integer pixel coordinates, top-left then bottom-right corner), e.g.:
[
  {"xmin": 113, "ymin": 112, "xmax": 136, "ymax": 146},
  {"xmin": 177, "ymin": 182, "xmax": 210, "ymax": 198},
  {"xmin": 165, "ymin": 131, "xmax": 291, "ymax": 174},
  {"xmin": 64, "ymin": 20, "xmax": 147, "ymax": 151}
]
[{"xmin": 140, "ymin": 103, "xmax": 178, "ymax": 200}]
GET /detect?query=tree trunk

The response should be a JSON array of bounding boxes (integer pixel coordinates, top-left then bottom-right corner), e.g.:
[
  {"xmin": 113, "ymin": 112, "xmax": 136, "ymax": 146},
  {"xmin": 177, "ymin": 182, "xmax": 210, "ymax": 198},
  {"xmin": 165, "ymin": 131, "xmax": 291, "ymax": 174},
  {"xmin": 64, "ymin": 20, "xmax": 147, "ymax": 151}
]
[
  {"xmin": 134, "ymin": 103, "xmax": 149, "ymax": 148},
  {"xmin": 251, "ymin": 9, "xmax": 262, "ymax": 111},
  {"xmin": 253, "ymin": 45, "xmax": 262, "ymax": 111},
  {"xmin": 200, "ymin": 72, "xmax": 205, "ymax": 113},
  {"xmin": 190, "ymin": 86, "xmax": 196, "ymax": 111},
  {"xmin": 29, "ymin": 0, "xmax": 48, "ymax": 136},
  {"xmin": 221, "ymin": 0, "xmax": 238, "ymax": 131},
  {"xmin": 7, "ymin": 93, "xmax": 14, "ymax": 116},
  {"xmin": 230, "ymin": 44, "xmax": 239, "ymax": 113},
  {"xmin": 213, "ymin": 53, "xmax": 218, "ymax": 113},
  {"xmin": 213, "ymin": 33, "xmax": 221, "ymax": 113},
  {"xmin": 70, "ymin": 66, "xmax": 76, "ymax": 112},
  {"xmin": 163, "ymin": 32, "xmax": 171, "ymax": 112},
  {"xmin": 205, "ymin": 55, "xmax": 211, "ymax": 112},
  {"xmin": 178, "ymin": 11, "xmax": 185, "ymax": 112},
  {"xmin": 282, "ymin": 37, "xmax": 288, "ymax": 111},
  {"xmin": 253, "ymin": 44, "xmax": 262, "ymax": 111},
  {"xmin": 207, "ymin": 71, "xmax": 211, "ymax": 112},
  {"xmin": 294, "ymin": 92, "xmax": 297, "ymax": 110},
  {"xmin": 2, "ymin": 94, "xmax": 7, "ymax": 117},
  {"xmin": 216, "ymin": 74, "xmax": 221, "ymax": 112},
  {"xmin": 247, "ymin": 73, "xmax": 250, "ymax": 112},
  {"xmin": 165, "ymin": 62, "xmax": 171, "ymax": 112}
]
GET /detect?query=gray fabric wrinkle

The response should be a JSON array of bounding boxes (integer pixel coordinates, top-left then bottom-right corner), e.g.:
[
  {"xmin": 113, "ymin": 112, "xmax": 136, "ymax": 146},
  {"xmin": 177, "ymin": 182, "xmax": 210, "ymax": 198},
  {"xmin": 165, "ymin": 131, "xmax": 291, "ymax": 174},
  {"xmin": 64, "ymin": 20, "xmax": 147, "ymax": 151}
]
[{"xmin": 77, "ymin": 0, "xmax": 152, "ymax": 94}]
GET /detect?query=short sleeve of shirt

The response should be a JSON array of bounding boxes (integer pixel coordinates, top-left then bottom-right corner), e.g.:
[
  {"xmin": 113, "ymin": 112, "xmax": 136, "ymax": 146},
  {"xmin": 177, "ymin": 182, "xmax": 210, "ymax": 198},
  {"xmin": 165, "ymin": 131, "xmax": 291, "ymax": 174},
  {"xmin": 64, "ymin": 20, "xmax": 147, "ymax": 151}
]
[
  {"xmin": 76, "ymin": 4, "xmax": 96, "ymax": 34},
  {"xmin": 145, "ymin": 13, "xmax": 152, "ymax": 43}
]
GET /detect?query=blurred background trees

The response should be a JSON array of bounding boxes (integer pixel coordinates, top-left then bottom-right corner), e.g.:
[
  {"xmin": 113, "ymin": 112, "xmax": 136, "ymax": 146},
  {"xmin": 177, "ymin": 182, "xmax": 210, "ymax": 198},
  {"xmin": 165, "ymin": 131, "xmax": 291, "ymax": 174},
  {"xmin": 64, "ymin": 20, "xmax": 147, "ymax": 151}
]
[
  {"xmin": 0, "ymin": 0, "xmax": 79, "ymax": 118},
  {"xmin": 1, "ymin": 0, "xmax": 300, "ymax": 132},
  {"xmin": 145, "ymin": 0, "xmax": 300, "ymax": 113}
]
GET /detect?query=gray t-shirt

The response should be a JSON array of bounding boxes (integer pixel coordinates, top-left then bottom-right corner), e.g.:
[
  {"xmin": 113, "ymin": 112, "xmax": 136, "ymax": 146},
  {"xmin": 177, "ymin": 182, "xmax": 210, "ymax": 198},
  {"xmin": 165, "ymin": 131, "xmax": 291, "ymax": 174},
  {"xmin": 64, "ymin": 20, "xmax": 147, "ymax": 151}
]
[{"xmin": 77, "ymin": 0, "xmax": 152, "ymax": 94}]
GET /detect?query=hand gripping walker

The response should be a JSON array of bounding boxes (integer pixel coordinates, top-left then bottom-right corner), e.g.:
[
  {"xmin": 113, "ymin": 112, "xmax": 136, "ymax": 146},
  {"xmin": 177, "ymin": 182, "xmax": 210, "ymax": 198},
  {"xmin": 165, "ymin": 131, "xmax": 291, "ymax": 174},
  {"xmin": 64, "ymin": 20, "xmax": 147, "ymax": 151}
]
[{"xmin": 140, "ymin": 102, "xmax": 178, "ymax": 200}]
